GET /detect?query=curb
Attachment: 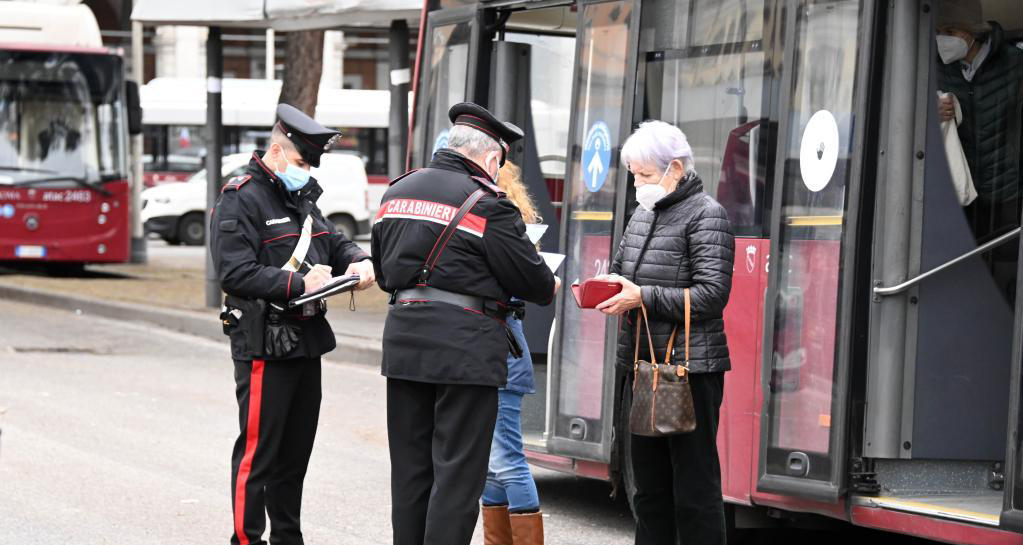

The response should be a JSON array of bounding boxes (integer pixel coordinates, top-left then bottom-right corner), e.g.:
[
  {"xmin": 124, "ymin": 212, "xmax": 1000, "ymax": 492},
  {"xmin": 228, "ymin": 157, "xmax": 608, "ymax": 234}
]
[{"xmin": 0, "ymin": 281, "xmax": 382, "ymax": 367}]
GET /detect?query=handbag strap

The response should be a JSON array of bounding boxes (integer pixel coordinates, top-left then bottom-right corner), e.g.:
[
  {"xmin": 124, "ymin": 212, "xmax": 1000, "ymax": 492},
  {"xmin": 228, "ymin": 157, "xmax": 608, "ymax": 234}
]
[
  {"xmin": 684, "ymin": 288, "xmax": 691, "ymax": 366},
  {"xmin": 633, "ymin": 303, "xmax": 658, "ymax": 365},
  {"xmin": 662, "ymin": 288, "xmax": 691, "ymax": 369}
]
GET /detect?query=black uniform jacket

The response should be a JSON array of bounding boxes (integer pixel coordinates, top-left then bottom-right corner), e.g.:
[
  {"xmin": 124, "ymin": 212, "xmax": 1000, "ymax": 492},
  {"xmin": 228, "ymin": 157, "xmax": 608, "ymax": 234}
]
[
  {"xmin": 371, "ymin": 150, "xmax": 556, "ymax": 387},
  {"xmin": 210, "ymin": 152, "xmax": 369, "ymax": 361}
]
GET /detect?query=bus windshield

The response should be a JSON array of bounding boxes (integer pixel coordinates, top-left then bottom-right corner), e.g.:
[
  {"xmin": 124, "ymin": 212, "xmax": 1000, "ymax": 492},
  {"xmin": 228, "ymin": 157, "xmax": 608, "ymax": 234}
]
[{"xmin": 0, "ymin": 52, "xmax": 125, "ymax": 183}]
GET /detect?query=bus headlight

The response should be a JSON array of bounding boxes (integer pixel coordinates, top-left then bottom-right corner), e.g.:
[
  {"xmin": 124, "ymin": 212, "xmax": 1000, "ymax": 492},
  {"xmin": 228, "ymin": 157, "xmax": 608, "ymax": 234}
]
[{"xmin": 98, "ymin": 214, "xmax": 107, "ymax": 225}]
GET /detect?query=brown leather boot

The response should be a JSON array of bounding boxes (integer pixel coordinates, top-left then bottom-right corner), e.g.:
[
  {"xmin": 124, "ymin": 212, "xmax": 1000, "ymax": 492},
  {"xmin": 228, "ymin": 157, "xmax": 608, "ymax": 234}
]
[
  {"xmin": 482, "ymin": 504, "xmax": 513, "ymax": 545},
  {"xmin": 510, "ymin": 511, "xmax": 544, "ymax": 545}
]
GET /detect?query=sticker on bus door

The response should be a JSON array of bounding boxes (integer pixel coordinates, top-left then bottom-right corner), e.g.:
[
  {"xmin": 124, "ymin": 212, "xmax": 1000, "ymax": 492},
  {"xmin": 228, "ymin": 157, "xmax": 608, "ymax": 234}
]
[
  {"xmin": 799, "ymin": 110, "xmax": 840, "ymax": 192},
  {"xmin": 582, "ymin": 121, "xmax": 611, "ymax": 192}
]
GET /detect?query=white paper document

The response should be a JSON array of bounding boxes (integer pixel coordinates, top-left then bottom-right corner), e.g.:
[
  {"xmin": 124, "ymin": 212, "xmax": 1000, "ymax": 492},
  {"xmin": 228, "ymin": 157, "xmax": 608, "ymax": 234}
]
[
  {"xmin": 539, "ymin": 252, "xmax": 566, "ymax": 273},
  {"xmin": 526, "ymin": 224, "xmax": 549, "ymax": 244}
]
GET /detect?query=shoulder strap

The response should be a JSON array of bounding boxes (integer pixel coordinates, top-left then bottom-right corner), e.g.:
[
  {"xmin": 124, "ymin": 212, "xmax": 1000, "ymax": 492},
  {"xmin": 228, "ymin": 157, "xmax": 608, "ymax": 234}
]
[
  {"xmin": 419, "ymin": 188, "xmax": 488, "ymax": 283},
  {"xmin": 470, "ymin": 175, "xmax": 505, "ymax": 197},
  {"xmin": 389, "ymin": 168, "xmax": 421, "ymax": 186},
  {"xmin": 634, "ymin": 303, "xmax": 658, "ymax": 365},
  {"xmin": 282, "ymin": 215, "xmax": 314, "ymax": 272},
  {"xmin": 663, "ymin": 288, "xmax": 690, "ymax": 373},
  {"xmin": 684, "ymin": 288, "xmax": 691, "ymax": 367},
  {"xmin": 221, "ymin": 174, "xmax": 252, "ymax": 192}
]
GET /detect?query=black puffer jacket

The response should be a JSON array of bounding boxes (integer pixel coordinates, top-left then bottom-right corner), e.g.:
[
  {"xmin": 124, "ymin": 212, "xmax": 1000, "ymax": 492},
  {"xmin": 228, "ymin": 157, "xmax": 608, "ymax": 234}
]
[{"xmin": 611, "ymin": 172, "xmax": 735, "ymax": 373}]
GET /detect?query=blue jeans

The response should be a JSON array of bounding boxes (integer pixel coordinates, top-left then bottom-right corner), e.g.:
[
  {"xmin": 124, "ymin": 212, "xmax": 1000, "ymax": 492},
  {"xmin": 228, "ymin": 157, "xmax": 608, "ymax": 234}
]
[{"xmin": 481, "ymin": 390, "xmax": 540, "ymax": 512}]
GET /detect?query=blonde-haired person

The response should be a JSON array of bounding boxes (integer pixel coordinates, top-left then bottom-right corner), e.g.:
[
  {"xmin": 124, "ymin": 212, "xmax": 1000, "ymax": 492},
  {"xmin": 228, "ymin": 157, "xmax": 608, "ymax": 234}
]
[{"xmin": 480, "ymin": 161, "xmax": 545, "ymax": 545}]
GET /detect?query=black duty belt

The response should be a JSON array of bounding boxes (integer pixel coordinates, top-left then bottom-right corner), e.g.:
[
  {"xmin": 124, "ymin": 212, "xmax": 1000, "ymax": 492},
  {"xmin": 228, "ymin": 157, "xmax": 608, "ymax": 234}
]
[{"xmin": 392, "ymin": 286, "xmax": 506, "ymax": 320}]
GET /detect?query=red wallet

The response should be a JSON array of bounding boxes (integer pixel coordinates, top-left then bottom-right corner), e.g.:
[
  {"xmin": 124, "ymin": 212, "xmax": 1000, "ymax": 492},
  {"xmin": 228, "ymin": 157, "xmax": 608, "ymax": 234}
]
[{"xmin": 571, "ymin": 278, "xmax": 623, "ymax": 309}]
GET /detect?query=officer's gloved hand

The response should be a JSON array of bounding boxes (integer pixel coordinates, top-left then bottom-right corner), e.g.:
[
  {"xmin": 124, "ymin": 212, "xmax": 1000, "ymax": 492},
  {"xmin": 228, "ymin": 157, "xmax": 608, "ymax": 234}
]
[{"xmin": 265, "ymin": 313, "xmax": 300, "ymax": 357}]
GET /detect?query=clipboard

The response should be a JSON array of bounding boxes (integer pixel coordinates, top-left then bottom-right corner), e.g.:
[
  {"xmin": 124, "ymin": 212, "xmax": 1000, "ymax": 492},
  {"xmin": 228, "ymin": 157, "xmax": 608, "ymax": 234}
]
[{"xmin": 288, "ymin": 274, "xmax": 360, "ymax": 307}]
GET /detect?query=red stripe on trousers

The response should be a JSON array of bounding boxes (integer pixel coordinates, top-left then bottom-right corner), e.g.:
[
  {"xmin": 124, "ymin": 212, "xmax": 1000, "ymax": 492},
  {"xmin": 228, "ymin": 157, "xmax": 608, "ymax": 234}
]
[{"xmin": 234, "ymin": 359, "xmax": 265, "ymax": 545}]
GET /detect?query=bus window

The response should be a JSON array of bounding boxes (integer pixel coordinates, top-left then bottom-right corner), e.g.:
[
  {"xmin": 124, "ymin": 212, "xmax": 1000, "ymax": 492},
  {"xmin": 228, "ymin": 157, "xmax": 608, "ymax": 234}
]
[
  {"xmin": 502, "ymin": 31, "xmax": 575, "ymax": 210},
  {"xmin": 636, "ymin": 0, "xmax": 782, "ymax": 238},
  {"xmin": 411, "ymin": 20, "xmax": 472, "ymax": 167},
  {"xmin": 554, "ymin": 0, "xmax": 634, "ymax": 448}
]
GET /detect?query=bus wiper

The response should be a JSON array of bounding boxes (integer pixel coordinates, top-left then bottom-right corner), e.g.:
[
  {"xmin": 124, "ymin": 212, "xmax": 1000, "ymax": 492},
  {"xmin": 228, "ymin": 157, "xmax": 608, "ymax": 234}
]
[{"xmin": 14, "ymin": 175, "xmax": 113, "ymax": 197}]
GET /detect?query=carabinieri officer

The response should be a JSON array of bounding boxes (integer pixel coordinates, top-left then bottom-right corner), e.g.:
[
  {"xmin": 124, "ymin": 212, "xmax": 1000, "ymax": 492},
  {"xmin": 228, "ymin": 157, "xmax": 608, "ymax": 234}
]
[
  {"xmin": 371, "ymin": 102, "xmax": 560, "ymax": 545},
  {"xmin": 211, "ymin": 103, "xmax": 376, "ymax": 545}
]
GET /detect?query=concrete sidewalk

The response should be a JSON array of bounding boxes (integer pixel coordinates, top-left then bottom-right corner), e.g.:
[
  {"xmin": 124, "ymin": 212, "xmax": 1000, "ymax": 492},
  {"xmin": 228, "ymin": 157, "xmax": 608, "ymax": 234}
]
[{"xmin": 0, "ymin": 260, "xmax": 385, "ymax": 367}]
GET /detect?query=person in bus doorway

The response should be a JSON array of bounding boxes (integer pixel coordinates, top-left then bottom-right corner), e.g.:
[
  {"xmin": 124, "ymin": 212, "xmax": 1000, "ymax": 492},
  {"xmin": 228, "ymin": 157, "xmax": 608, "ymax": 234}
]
[
  {"xmin": 371, "ymin": 102, "xmax": 560, "ymax": 545},
  {"xmin": 934, "ymin": 0, "xmax": 1023, "ymax": 297},
  {"xmin": 480, "ymin": 161, "xmax": 547, "ymax": 545},
  {"xmin": 210, "ymin": 103, "xmax": 377, "ymax": 545},
  {"xmin": 595, "ymin": 120, "xmax": 735, "ymax": 545}
]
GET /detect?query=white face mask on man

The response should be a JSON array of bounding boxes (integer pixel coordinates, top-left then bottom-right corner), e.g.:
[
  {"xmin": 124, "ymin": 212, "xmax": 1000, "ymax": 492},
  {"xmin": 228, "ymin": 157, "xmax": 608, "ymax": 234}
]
[
  {"xmin": 635, "ymin": 163, "xmax": 676, "ymax": 211},
  {"xmin": 486, "ymin": 151, "xmax": 501, "ymax": 184},
  {"xmin": 937, "ymin": 34, "xmax": 971, "ymax": 64}
]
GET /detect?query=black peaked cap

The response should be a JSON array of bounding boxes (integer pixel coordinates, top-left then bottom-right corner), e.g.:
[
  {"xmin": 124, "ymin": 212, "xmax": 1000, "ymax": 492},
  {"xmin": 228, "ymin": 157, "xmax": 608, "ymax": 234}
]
[
  {"xmin": 275, "ymin": 103, "xmax": 341, "ymax": 168},
  {"xmin": 448, "ymin": 102, "xmax": 524, "ymax": 164}
]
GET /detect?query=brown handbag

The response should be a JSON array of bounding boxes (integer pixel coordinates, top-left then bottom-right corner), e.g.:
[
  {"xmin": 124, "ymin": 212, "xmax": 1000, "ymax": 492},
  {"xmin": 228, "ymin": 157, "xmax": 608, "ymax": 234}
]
[{"xmin": 628, "ymin": 288, "xmax": 697, "ymax": 436}]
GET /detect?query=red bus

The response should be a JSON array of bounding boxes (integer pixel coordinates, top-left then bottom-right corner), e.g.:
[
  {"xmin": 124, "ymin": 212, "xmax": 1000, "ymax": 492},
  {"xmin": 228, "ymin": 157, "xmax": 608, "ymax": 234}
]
[
  {"xmin": 0, "ymin": 3, "xmax": 142, "ymax": 266},
  {"xmin": 407, "ymin": 0, "xmax": 1023, "ymax": 543}
]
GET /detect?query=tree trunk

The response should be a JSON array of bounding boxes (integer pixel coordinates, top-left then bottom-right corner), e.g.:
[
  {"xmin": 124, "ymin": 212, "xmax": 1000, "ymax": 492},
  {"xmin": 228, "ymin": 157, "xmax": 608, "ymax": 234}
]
[{"xmin": 278, "ymin": 30, "xmax": 325, "ymax": 115}]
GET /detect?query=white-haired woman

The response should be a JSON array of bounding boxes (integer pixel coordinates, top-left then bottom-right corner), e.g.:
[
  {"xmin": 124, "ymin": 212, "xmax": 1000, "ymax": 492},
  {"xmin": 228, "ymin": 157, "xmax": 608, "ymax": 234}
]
[{"xmin": 595, "ymin": 120, "xmax": 734, "ymax": 545}]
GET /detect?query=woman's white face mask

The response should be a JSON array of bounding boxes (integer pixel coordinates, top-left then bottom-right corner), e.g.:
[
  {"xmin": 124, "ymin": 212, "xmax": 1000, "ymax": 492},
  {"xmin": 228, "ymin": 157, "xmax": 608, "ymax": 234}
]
[
  {"xmin": 937, "ymin": 34, "xmax": 971, "ymax": 64},
  {"xmin": 635, "ymin": 163, "xmax": 673, "ymax": 211}
]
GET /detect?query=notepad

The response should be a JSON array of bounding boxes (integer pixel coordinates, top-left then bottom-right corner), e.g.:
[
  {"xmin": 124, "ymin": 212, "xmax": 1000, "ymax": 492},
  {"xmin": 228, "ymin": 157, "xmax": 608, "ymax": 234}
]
[
  {"xmin": 539, "ymin": 252, "xmax": 566, "ymax": 273},
  {"xmin": 526, "ymin": 224, "xmax": 549, "ymax": 244},
  {"xmin": 288, "ymin": 274, "xmax": 360, "ymax": 307}
]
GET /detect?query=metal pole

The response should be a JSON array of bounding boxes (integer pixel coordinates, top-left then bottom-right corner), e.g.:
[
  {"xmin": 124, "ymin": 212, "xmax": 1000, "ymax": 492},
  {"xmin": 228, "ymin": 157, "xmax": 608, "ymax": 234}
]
[
  {"xmin": 265, "ymin": 29, "xmax": 275, "ymax": 80},
  {"xmin": 205, "ymin": 27, "xmax": 223, "ymax": 308},
  {"xmin": 130, "ymin": 20, "xmax": 146, "ymax": 264},
  {"xmin": 387, "ymin": 19, "xmax": 410, "ymax": 179}
]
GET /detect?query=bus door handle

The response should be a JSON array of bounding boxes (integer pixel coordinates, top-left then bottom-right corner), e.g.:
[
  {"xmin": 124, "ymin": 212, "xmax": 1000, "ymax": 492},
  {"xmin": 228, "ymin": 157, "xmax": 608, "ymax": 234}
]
[{"xmin": 787, "ymin": 451, "xmax": 810, "ymax": 477}]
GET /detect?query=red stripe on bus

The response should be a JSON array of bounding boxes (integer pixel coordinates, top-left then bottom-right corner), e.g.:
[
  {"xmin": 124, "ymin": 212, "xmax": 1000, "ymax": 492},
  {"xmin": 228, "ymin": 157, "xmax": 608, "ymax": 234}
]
[{"xmin": 233, "ymin": 360, "xmax": 265, "ymax": 545}]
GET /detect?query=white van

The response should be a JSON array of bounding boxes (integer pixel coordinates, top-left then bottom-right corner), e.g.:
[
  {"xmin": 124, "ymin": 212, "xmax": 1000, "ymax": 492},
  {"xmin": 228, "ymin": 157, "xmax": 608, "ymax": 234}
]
[{"xmin": 142, "ymin": 152, "xmax": 370, "ymax": 245}]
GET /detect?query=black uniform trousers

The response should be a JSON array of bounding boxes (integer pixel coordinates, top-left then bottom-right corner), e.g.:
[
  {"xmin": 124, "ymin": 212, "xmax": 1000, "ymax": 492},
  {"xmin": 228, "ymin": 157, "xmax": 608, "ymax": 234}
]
[
  {"xmin": 387, "ymin": 377, "xmax": 499, "ymax": 545},
  {"xmin": 629, "ymin": 371, "xmax": 726, "ymax": 545},
  {"xmin": 231, "ymin": 357, "xmax": 322, "ymax": 545}
]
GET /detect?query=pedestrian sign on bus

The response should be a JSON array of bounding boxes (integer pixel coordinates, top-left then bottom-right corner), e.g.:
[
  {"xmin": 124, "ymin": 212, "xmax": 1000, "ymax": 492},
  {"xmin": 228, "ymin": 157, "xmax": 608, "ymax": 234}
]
[
  {"xmin": 582, "ymin": 121, "xmax": 611, "ymax": 192},
  {"xmin": 432, "ymin": 129, "xmax": 450, "ymax": 156}
]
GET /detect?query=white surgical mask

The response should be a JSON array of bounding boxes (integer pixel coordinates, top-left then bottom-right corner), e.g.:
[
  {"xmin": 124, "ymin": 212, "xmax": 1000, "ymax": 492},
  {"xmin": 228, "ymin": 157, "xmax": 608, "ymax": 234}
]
[
  {"xmin": 487, "ymin": 152, "xmax": 501, "ymax": 184},
  {"xmin": 937, "ymin": 35, "xmax": 970, "ymax": 64},
  {"xmin": 635, "ymin": 163, "xmax": 675, "ymax": 211}
]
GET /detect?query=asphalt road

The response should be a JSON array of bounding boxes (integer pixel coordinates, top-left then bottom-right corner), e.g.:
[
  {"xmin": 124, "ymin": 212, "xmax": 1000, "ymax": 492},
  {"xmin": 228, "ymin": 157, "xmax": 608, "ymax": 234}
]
[
  {"xmin": 0, "ymin": 299, "xmax": 941, "ymax": 545},
  {"xmin": 0, "ymin": 299, "xmax": 632, "ymax": 544}
]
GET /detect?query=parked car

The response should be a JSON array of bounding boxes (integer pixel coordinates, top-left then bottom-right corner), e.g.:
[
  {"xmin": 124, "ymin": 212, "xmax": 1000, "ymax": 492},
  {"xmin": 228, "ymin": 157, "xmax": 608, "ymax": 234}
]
[{"xmin": 141, "ymin": 152, "xmax": 371, "ymax": 245}]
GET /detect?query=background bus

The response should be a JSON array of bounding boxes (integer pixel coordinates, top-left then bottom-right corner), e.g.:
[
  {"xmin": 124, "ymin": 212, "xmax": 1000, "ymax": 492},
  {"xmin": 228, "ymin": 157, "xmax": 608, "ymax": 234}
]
[
  {"xmin": 0, "ymin": 2, "xmax": 142, "ymax": 267},
  {"xmin": 409, "ymin": 0, "xmax": 1023, "ymax": 543},
  {"xmin": 140, "ymin": 77, "xmax": 392, "ymax": 208}
]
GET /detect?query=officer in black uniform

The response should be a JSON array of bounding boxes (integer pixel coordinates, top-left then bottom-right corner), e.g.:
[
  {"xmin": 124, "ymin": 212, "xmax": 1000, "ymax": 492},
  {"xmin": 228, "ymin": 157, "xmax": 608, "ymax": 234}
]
[
  {"xmin": 211, "ymin": 103, "xmax": 376, "ymax": 545},
  {"xmin": 371, "ymin": 102, "xmax": 560, "ymax": 545}
]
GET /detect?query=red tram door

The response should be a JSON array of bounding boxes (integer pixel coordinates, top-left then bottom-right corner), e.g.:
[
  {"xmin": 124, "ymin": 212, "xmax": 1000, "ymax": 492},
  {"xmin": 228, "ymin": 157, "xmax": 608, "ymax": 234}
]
[{"xmin": 756, "ymin": 0, "xmax": 875, "ymax": 502}]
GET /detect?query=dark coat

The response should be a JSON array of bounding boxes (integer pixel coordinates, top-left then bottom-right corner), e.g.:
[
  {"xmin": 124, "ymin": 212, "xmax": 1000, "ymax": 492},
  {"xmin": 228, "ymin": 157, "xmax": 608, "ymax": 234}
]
[
  {"xmin": 611, "ymin": 172, "xmax": 735, "ymax": 374},
  {"xmin": 937, "ymin": 23, "xmax": 1023, "ymax": 204},
  {"xmin": 371, "ymin": 150, "xmax": 556, "ymax": 387},
  {"xmin": 210, "ymin": 152, "xmax": 369, "ymax": 360}
]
